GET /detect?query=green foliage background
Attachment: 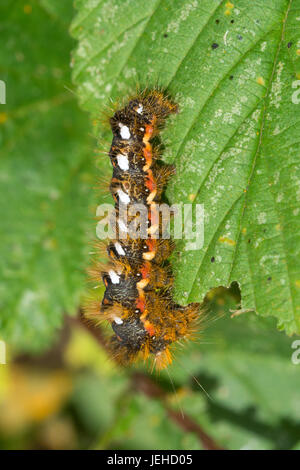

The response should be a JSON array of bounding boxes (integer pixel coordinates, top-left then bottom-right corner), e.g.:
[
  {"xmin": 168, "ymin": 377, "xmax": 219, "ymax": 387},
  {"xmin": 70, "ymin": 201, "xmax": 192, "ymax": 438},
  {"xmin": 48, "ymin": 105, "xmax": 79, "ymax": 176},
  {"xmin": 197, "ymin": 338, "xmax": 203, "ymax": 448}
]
[{"xmin": 0, "ymin": 0, "xmax": 300, "ymax": 450}]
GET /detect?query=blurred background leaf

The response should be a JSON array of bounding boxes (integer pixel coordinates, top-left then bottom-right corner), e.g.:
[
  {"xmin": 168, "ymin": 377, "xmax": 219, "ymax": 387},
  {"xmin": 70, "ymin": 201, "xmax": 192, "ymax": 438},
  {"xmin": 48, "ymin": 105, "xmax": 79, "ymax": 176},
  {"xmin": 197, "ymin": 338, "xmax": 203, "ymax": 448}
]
[{"xmin": 0, "ymin": 0, "xmax": 94, "ymax": 351}]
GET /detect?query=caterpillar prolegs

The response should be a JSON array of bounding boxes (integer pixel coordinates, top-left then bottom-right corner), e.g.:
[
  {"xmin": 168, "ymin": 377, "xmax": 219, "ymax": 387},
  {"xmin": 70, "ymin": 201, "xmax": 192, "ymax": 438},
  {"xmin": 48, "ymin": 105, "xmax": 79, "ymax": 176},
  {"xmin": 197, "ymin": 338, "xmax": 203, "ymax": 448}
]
[{"xmin": 88, "ymin": 90, "xmax": 200, "ymax": 370}]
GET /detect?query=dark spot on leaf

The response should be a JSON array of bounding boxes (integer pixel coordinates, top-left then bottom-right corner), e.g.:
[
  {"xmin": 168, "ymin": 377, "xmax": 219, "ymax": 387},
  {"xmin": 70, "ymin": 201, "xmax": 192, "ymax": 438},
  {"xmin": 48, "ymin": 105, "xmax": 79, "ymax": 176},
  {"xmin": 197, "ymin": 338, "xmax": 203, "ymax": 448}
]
[
  {"xmin": 212, "ymin": 43, "xmax": 219, "ymax": 49},
  {"xmin": 287, "ymin": 42, "xmax": 292, "ymax": 48},
  {"xmin": 211, "ymin": 257, "xmax": 215, "ymax": 263}
]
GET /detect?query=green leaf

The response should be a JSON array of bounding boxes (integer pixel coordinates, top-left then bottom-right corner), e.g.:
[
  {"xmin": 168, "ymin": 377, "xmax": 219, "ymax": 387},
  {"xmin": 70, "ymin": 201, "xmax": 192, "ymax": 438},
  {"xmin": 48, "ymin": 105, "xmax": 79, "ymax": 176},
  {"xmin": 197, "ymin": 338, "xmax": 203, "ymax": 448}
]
[
  {"xmin": 0, "ymin": 0, "xmax": 93, "ymax": 351},
  {"xmin": 71, "ymin": 0, "xmax": 300, "ymax": 335}
]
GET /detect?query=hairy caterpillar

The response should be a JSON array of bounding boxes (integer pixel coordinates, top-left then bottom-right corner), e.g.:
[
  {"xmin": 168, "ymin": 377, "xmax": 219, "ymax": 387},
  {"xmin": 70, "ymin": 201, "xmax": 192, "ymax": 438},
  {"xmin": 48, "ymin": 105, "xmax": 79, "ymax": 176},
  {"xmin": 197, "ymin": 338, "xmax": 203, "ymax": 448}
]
[{"xmin": 87, "ymin": 90, "xmax": 200, "ymax": 370}]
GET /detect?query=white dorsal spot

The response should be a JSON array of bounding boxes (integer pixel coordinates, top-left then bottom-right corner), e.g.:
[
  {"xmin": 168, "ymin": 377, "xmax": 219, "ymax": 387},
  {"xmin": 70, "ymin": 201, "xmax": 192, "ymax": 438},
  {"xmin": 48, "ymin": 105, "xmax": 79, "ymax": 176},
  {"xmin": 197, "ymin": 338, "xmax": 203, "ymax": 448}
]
[
  {"xmin": 108, "ymin": 269, "xmax": 120, "ymax": 284},
  {"xmin": 136, "ymin": 104, "xmax": 143, "ymax": 114},
  {"xmin": 118, "ymin": 123, "xmax": 131, "ymax": 139},
  {"xmin": 117, "ymin": 153, "xmax": 129, "ymax": 171},
  {"xmin": 117, "ymin": 189, "xmax": 130, "ymax": 205},
  {"xmin": 115, "ymin": 242, "xmax": 125, "ymax": 256}
]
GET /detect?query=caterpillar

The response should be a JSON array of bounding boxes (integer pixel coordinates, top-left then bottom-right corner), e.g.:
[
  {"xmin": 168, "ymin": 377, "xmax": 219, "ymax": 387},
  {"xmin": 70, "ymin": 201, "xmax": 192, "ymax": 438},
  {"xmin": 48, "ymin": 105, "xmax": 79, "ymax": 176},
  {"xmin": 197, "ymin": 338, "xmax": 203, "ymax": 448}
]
[{"xmin": 87, "ymin": 89, "xmax": 200, "ymax": 370}]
